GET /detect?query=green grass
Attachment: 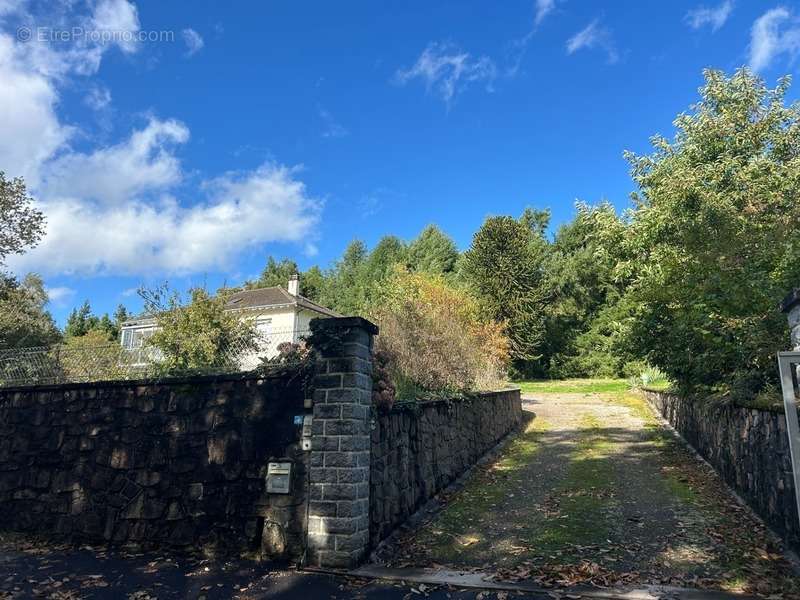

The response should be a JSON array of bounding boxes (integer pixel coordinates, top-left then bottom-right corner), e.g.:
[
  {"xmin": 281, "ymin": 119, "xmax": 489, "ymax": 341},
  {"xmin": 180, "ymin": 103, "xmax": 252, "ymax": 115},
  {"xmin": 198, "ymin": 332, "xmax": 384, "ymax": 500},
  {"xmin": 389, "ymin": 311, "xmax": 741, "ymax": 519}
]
[
  {"xmin": 515, "ymin": 378, "xmax": 629, "ymax": 394},
  {"xmin": 408, "ymin": 417, "xmax": 549, "ymax": 563},
  {"xmin": 640, "ymin": 380, "xmax": 672, "ymax": 391},
  {"xmin": 532, "ymin": 413, "xmax": 616, "ymax": 552}
]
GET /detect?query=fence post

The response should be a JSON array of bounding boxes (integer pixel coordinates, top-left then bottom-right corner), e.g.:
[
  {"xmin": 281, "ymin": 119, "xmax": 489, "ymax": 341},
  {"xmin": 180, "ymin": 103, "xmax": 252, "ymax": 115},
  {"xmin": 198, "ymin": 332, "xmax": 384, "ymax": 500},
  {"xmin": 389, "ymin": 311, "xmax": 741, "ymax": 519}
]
[
  {"xmin": 306, "ymin": 316, "xmax": 378, "ymax": 568},
  {"xmin": 783, "ymin": 289, "xmax": 800, "ymax": 352}
]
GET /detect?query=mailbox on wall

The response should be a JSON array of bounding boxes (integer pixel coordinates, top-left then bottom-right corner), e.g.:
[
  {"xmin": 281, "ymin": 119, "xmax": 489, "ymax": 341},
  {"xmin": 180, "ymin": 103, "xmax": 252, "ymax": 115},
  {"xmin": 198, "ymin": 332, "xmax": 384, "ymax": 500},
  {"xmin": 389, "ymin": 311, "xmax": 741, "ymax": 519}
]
[{"xmin": 266, "ymin": 461, "xmax": 292, "ymax": 494}]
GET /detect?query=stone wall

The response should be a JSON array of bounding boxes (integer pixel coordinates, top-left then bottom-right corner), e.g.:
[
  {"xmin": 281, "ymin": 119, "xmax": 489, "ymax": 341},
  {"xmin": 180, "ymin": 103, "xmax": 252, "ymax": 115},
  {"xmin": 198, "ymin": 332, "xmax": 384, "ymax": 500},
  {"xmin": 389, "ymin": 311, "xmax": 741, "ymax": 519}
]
[
  {"xmin": 0, "ymin": 317, "xmax": 525, "ymax": 569},
  {"xmin": 642, "ymin": 389, "xmax": 799, "ymax": 550},
  {"xmin": 0, "ymin": 373, "xmax": 309, "ymax": 557},
  {"xmin": 370, "ymin": 389, "xmax": 523, "ymax": 547}
]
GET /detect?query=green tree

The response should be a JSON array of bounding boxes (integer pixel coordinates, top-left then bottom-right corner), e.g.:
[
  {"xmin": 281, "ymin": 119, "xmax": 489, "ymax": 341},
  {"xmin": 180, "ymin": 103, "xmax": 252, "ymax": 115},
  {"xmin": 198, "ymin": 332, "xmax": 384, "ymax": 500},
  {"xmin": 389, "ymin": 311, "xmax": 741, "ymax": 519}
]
[
  {"xmin": 321, "ymin": 240, "xmax": 368, "ymax": 315},
  {"xmin": 520, "ymin": 207, "xmax": 551, "ymax": 239},
  {"xmin": 295, "ymin": 265, "xmax": 324, "ymax": 301},
  {"xmin": 254, "ymin": 257, "xmax": 300, "ymax": 288},
  {"xmin": 0, "ymin": 172, "xmax": 45, "ymax": 266},
  {"xmin": 622, "ymin": 68, "xmax": 800, "ymax": 394},
  {"xmin": 543, "ymin": 202, "xmax": 631, "ymax": 376},
  {"xmin": 407, "ymin": 225, "xmax": 459, "ymax": 274},
  {"xmin": 247, "ymin": 257, "xmax": 328, "ymax": 300},
  {"xmin": 462, "ymin": 210, "xmax": 550, "ymax": 374},
  {"xmin": 64, "ymin": 300, "xmax": 122, "ymax": 342},
  {"xmin": 0, "ymin": 273, "xmax": 61, "ymax": 349},
  {"xmin": 65, "ymin": 300, "xmax": 95, "ymax": 338},
  {"xmin": 114, "ymin": 304, "xmax": 131, "ymax": 329},
  {"xmin": 139, "ymin": 285, "xmax": 258, "ymax": 374},
  {"xmin": 0, "ymin": 174, "xmax": 55, "ymax": 349},
  {"xmin": 365, "ymin": 236, "xmax": 407, "ymax": 281}
]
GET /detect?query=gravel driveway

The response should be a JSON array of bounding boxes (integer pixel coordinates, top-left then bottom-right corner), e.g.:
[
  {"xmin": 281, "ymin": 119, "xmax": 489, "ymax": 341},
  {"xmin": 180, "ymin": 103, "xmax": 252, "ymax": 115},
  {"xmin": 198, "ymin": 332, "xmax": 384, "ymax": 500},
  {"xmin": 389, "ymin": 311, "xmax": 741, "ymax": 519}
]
[{"xmin": 384, "ymin": 385, "xmax": 799, "ymax": 597}]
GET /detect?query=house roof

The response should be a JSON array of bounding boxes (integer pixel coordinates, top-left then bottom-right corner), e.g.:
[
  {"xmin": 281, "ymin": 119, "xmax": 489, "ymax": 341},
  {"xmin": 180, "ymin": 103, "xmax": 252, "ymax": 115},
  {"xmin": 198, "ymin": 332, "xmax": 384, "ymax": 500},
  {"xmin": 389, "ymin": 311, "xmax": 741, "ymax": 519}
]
[
  {"xmin": 122, "ymin": 286, "xmax": 341, "ymax": 327},
  {"xmin": 224, "ymin": 286, "xmax": 342, "ymax": 317}
]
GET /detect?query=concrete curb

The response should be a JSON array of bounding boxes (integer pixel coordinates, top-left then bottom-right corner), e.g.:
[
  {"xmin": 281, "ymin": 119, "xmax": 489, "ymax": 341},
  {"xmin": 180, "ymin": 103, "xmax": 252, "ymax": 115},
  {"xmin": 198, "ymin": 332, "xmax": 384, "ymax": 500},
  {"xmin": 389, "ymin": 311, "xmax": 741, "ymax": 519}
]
[{"xmin": 341, "ymin": 565, "xmax": 759, "ymax": 600}]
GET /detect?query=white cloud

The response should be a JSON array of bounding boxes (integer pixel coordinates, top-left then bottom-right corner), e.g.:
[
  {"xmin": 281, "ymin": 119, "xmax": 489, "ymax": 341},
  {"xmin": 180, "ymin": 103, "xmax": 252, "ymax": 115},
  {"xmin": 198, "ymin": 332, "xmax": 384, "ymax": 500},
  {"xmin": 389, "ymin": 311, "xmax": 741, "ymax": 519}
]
[
  {"xmin": 506, "ymin": 1, "xmax": 559, "ymax": 77},
  {"xmin": 319, "ymin": 108, "xmax": 348, "ymax": 138},
  {"xmin": 91, "ymin": 0, "xmax": 141, "ymax": 55},
  {"xmin": 0, "ymin": 1, "xmax": 19, "ymax": 17},
  {"xmin": 42, "ymin": 118, "xmax": 189, "ymax": 205},
  {"xmin": 45, "ymin": 285, "xmax": 76, "ymax": 305},
  {"xmin": 566, "ymin": 19, "xmax": 618, "ymax": 64},
  {"xmin": 85, "ymin": 85, "xmax": 112, "ymax": 111},
  {"xmin": 0, "ymin": 1, "xmax": 323, "ymax": 277},
  {"xmin": 11, "ymin": 161, "xmax": 321, "ymax": 276},
  {"xmin": 685, "ymin": 1, "xmax": 734, "ymax": 32},
  {"xmin": 534, "ymin": 0, "xmax": 556, "ymax": 27},
  {"xmin": 749, "ymin": 7, "xmax": 800, "ymax": 72},
  {"xmin": 0, "ymin": 0, "xmax": 143, "ymax": 184},
  {"xmin": 0, "ymin": 34, "xmax": 71, "ymax": 184},
  {"xmin": 395, "ymin": 42, "xmax": 497, "ymax": 104},
  {"xmin": 182, "ymin": 28, "xmax": 204, "ymax": 56},
  {"xmin": 358, "ymin": 194, "xmax": 381, "ymax": 219}
]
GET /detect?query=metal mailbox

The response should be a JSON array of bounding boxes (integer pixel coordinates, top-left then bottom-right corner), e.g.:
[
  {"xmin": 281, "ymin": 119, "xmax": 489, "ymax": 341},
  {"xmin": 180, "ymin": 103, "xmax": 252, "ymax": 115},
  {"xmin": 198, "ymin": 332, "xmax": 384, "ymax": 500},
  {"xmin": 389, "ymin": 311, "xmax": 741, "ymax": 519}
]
[{"xmin": 266, "ymin": 461, "xmax": 292, "ymax": 494}]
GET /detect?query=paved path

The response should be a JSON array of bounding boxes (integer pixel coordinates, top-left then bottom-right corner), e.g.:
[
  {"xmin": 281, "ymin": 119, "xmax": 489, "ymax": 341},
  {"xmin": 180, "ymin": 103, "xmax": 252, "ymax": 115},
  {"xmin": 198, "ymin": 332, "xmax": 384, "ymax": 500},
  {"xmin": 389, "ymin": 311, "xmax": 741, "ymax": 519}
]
[
  {"xmin": 383, "ymin": 387, "xmax": 799, "ymax": 597},
  {"xmin": 0, "ymin": 535, "xmax": 618, "ymax": 600},
  {"xmin": 0, "ymin": 535, "xmax": 535, "ymax": 600}
]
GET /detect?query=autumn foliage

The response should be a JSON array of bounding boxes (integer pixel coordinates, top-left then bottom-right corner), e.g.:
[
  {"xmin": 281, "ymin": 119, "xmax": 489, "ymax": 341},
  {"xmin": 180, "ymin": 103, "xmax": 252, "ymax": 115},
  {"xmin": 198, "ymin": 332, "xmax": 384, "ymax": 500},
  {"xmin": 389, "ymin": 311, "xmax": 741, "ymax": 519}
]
[{"xmin": 370, "ymin": 268, "xmax": 509, "ymax": 402}]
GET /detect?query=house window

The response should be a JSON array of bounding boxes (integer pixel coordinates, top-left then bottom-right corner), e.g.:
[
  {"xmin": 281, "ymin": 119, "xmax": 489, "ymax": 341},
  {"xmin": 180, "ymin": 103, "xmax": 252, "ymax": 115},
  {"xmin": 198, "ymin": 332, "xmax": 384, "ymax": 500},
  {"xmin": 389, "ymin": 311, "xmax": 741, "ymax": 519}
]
[
  {"xmin": 122, "ymin": 328, "xmax": 155, "ymax": 349},
  {"xmin": 256, "ymin": 318, "xmax": 273, "ymax": 338}
]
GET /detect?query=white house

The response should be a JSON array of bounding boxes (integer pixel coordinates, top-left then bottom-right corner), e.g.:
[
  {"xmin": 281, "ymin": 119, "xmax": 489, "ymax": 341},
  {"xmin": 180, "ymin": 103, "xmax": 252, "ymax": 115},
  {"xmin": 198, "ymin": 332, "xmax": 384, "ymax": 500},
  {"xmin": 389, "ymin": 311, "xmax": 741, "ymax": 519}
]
[{"xmin": 120, "ymin": 275, "xmax": 340, "ymax": 365}]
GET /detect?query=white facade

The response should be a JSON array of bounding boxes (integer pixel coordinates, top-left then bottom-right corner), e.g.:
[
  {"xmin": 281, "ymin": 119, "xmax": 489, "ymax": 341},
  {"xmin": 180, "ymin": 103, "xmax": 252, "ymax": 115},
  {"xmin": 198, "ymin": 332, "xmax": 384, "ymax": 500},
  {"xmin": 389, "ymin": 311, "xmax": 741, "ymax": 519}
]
[{"xmin": 119, "ymin": 277, "xmax": 339, "ymax": 366}]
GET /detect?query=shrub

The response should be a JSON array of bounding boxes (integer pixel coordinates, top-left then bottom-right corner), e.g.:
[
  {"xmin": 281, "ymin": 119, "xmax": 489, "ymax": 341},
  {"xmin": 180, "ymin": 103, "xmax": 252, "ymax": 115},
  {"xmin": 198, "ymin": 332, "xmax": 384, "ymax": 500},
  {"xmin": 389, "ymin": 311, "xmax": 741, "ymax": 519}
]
[
  {"xmin": 139, "ymin": 285, "xmax": 258, "ymax": 375},
  {"xmin": 371, "ymin": 349, "xmax": 396, "ymax": 412},
  {"xmin": 370, "ymin": 268, "xmax": 509, "ymax": 400},
  {"xmin": 626, "ymin": 363, "xmax": 669, "ymax": 390}
]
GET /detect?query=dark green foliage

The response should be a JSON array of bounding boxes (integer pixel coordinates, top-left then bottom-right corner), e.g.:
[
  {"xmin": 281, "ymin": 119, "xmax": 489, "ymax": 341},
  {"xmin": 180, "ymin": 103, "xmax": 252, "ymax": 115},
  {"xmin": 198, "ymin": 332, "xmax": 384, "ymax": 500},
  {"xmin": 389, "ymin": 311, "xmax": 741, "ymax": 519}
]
[
  {"xmin": 300, "ymin": 265, "xmax": 326, "ymax": 301},
  {"xmin": 462, "ymin": 211, "xmax": 550, "ymax": 373},
  {"xmin": 113, "ymin": 304, "xmax": 131, "ymax": 327},
  {"xmin": 620, "ymin": 68, "xmax": 800, "ymax": 395},
  {"xmin": 364, "ymin": 236, "xmax": 407, "ymax": 281},
  {"xmin": 540, "ymin": 203, "xmax": 632, "ymax": 377},
  {"xmin": 252, "ymin": 257, "xmax": 301, "ymax": 289},
  {"xmin": 0, "ymin": 273, "xmax": 61, "ymax": 349},
  {"xmin": 550, "ymin": 295, "xmax": 637, "ymax": 378},
  {"xmin": 320, "ymin": 240, "xmax": 369, "ymax": 316},
  {"xmin": 407, "ymin": 225, "xmax": 458, "ymax": 274},
  {"xmin": 139, "ymin": 285, "xmax": 258, "ymax": 374},
  {"xmin": 0, "ymin": 174, "xmax": 56, "ymax": 350},
  {"xmin": 64, "ymin": 300, "xmax": 126, "ymax": 342},
  {"xmin": 64, "ymin": 301, "xmax": 94, "ymax": 338},
  {"xmin": 0, "ymin": 172, "xmax": 45, "ymax": 266},
  {"xmin": 246, "ymin": 228, "xmax": 459, "ymax": 319}
]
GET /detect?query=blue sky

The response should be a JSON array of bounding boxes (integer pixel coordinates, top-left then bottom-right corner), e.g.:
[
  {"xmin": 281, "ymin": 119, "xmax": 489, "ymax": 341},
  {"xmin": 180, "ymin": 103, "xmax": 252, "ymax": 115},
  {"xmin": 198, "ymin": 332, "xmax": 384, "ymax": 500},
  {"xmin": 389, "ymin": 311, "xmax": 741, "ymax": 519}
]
[{"xmin": 2, "ymin": 0, "xmax": 799, "ymax": 325}]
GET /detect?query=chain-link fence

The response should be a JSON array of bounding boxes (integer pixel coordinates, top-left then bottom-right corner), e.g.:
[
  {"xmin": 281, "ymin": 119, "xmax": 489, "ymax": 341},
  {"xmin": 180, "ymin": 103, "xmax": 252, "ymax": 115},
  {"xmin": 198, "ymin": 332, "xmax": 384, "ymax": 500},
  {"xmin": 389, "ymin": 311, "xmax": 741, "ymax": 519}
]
[{"xmin": 0, "ymin": 329, "xmax": 310, "ymax": 388}]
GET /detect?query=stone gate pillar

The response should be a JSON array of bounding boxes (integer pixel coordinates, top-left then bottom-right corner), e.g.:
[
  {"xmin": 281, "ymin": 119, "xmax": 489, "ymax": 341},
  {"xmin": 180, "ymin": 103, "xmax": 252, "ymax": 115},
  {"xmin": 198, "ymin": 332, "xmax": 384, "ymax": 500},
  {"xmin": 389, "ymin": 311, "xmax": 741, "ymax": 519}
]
[{"xmin": 306, "ymin": 317, "xmax": 378, "ymax": 568}]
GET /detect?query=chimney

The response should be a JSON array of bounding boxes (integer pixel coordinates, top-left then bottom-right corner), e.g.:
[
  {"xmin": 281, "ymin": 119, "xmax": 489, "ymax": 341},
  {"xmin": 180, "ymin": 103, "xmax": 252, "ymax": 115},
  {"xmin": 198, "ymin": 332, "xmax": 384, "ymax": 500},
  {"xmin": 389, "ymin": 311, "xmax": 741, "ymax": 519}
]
[{"xmin": 288, "ymin": 273, "xmax": 300, "ymax": 297}]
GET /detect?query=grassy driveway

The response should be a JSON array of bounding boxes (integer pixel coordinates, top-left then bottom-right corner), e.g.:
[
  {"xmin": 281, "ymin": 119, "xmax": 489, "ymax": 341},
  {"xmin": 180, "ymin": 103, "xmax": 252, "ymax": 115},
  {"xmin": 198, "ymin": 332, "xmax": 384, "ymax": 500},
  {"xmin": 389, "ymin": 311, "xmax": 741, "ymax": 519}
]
[{"xmin": 385, "ymin": 380, "xmax": 798, "ymax": 597}]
